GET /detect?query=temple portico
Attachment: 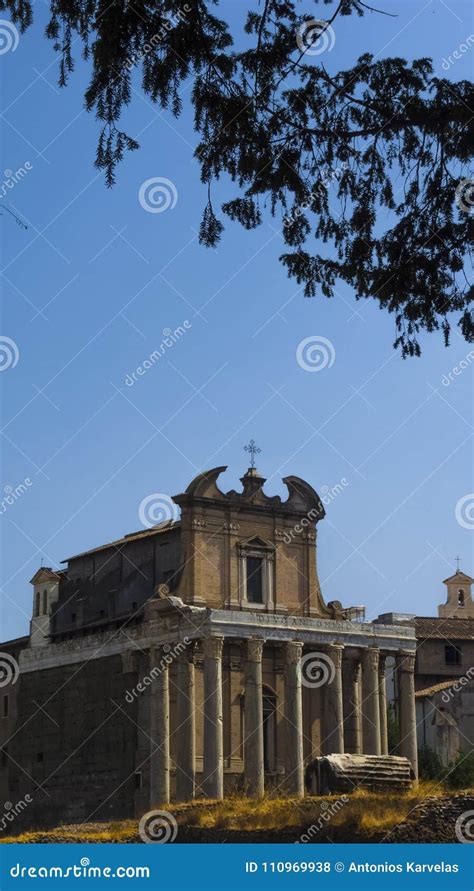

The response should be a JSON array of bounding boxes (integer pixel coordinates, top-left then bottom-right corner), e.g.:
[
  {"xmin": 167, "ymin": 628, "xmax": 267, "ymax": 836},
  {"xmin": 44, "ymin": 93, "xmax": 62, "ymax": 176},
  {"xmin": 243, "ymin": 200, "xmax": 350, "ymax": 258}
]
[{"xmin": 141, "ymin": 600, "xmax": 418, "ymax": 803}]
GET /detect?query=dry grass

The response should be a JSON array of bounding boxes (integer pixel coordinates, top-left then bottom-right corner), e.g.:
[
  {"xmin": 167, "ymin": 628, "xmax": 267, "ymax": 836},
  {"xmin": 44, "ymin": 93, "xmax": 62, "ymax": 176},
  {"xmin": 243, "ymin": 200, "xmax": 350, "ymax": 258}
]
[
  {"xmin": 172, "ymin": 781, "xmax": 445, "ymax": 835},
  {"xmin": 1, "ymin": 781, "xmax": 464, "ymax": 843},
  {"xmin": 0, "ymin": 821, "xmax": 138, "ymax": 844}
]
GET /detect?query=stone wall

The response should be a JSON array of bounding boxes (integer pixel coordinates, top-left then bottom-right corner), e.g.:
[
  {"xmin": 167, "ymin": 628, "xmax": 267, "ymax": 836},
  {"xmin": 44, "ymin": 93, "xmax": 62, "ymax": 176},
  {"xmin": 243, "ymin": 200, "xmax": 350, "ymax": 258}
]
[
  {"xmin": 52, "ymin": 527, "xmax": 181, "ymax": 635},
  {"xmin": 8, "ymin": 655, "xmax": 138, "ymax": 828},
  {"xmin": 416, "ymin": 638, "xmax": 474, "ymax": 687},
  {"xmin": 0, "ymin": 637, "xmax": 28, "ymax": 809}
]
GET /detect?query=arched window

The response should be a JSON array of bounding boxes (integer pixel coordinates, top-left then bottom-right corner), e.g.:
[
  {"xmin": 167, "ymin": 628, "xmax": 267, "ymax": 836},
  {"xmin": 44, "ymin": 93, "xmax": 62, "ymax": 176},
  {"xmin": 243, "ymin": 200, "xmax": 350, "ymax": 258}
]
[
  {"xmin": 458, "ymin": 589, "xmax": 465, "ymax": 606},
  {"xmin": 42, "ymin": 589, "xmax": 48, "ymax": 615},
  {"xmin": 35, "ymin": 590, "xmax": 40, "ymax": 617}
]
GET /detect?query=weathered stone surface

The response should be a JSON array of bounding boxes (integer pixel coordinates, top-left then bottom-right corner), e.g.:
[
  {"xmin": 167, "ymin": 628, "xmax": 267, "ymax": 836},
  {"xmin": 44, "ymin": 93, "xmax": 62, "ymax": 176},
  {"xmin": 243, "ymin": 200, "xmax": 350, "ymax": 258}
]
[{"xmin": 306, "ymin": 754, "xmax": 414, "ymax": 795}]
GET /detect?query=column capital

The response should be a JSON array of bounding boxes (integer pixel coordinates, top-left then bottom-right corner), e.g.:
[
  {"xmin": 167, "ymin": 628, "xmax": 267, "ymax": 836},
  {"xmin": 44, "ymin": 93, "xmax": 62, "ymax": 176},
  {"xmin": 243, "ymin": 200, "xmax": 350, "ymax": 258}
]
[
  {"xmin": 326, "ymin": 643, "xmax": 344, "ymax": 670},
  {"xmin": 202, "ymin": 635, "xmax": 224, "ymax": 660},
  {"xmin": 285, "ymin": 640, "xmax": 303, "ymax": 665},
  {"xmin": 149, "ymin": 644, "xmax": 171, "ymax": 667},
  {"xmin": 362, "ymin": 646, "xmax": 380, "ymax": 672},
  {"xmin": 397, "ymin": 650, "xmax": 416, "ymax": 673},
  {"xmin": 178, "ymin": 640, "xmax": 197, "ymax": 665},
  {"xmin": 247, "ymin": 638, "xmax": 265, "ymax": 662}
]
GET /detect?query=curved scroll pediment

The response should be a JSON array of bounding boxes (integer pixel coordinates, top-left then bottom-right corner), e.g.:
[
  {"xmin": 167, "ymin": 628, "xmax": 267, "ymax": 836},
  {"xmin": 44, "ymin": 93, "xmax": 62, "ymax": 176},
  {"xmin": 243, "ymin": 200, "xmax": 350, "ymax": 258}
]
[
  {"xmin": 282, "ymin": 475, "xmax": 325, "ymax": 518},
  {"xmin": 185, "ymin": 466, "xmax": 228, "ymax": 499},
  {"xmin": 179, "ymin": 466, "xmax": 325, "ymax": 518}
]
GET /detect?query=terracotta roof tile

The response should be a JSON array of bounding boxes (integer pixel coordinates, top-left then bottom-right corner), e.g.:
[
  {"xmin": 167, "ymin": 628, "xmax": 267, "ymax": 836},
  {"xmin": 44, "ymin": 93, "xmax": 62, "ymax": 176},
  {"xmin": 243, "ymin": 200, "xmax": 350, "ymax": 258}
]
[
  {"xmin": 61, "ymin": 520, "xmax": 180, "ymax": 563},
  {"xmin": 415, "ymin": 616, "xmax": 474, "ymax": 640},
  {"xmin": 415, "ymin": 679, "xmax": 461, "ymax": 697}
]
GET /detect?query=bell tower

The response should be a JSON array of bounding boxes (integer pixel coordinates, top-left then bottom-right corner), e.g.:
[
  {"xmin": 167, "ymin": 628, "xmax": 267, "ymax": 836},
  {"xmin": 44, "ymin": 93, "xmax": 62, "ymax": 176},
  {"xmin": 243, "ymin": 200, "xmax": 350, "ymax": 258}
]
[
  {"xmin": 29, "ymin": 567, "xmax": 62, "ymax": 646},
  {"xmin": 438, "ymin": 566, "xmax": 474, "ymax": 618}
]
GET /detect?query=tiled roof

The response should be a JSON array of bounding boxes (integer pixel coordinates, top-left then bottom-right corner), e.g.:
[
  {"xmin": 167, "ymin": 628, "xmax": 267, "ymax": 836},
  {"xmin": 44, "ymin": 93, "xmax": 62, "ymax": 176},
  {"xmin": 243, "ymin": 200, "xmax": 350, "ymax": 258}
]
[
  {"xmin": 442, "ymin": 569, "xmax": 474, "ymax": 584},
  {"xmin": 415, "ymin": 679, "xmax": 460, "ymax": 698},
  {"xmin": 29, "ymin": 567, "xmax": 66, "ymax": 584},
  {"xmin": 415, "ymin": 616, "xmax": 474, "ymax": 640},
  {"xmin": 61, "ymin": 520, "xmax": 181, "ymax": 562}
]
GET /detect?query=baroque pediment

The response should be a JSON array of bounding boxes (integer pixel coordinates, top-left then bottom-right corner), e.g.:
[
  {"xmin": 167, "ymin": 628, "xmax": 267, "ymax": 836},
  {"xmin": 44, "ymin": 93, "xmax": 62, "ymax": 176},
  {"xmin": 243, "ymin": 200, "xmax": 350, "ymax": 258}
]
[{"xmin": 174, "ymin": 466, "xmax": 325, "ymax": 519}]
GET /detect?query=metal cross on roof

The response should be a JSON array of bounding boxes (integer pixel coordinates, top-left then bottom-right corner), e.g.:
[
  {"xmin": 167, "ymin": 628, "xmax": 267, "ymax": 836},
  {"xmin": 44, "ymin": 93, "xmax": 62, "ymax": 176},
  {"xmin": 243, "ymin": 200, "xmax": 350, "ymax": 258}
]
[
  {"xmin": 244, "ymin": 439, "xmax": 261, "ymax": 468},
  {"xmin": 455, "ymin": 555, "xmax": 461, "ymax": 572}
]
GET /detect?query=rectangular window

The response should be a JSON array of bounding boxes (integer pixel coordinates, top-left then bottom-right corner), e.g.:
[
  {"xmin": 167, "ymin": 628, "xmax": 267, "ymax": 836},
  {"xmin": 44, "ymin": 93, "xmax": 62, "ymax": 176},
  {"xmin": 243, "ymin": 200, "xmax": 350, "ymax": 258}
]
[
  {"xmin": 246, "ymin": 557, "xmax": 263, "ymax": 604},
  {"xmin": 2, "ymin": 695, "xmax": 8, "ymax": 718},
  {"xmin": 445, "ymin": 644, "xmax": 461, "ymax": 666}
]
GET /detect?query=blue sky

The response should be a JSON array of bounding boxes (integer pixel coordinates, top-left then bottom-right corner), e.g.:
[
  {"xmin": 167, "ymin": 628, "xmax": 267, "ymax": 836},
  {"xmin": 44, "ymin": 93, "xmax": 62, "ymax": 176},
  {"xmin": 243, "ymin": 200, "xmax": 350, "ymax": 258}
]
[{"xmin": 1, "ymin": 0, "xmax": 473, "ymax": 642}]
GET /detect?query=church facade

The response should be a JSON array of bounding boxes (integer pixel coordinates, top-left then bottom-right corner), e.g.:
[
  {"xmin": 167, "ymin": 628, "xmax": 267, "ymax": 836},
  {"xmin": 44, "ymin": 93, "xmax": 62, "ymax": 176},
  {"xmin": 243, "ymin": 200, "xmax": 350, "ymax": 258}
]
[{"xmin": 1, "ymin": 462, "xmax": 418, "ymax": 828}]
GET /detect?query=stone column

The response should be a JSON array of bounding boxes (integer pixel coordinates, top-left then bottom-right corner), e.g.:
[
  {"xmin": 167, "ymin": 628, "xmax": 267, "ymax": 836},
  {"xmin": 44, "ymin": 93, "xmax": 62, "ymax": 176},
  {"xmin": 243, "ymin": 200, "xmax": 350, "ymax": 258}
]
[
  {"xmin": 343, "ymin": 657, "xmax": 362, "ymax": 754},
  {"xmin": 378, "ymin": 654, "xmax": 389, "ymax": 756},
  {"xmin": 202, "ymin": 635, "xmax": 224, "ymax": 799},
  {"xmin": 361, "ymin": 647, "xmax": 381, "ymax": 756},
  {"xmin": 325, "ymin": 644, "xmax": 344, "ymax": 754},
  {"xmin": 397, "ymin": 651, "xmax": 418, "ymax": 778},
  {"xmin": 175, "ymin": 646, "xmax": 196, "ymax": 801},
  {"xmin": 244, "ymin": 638, "xmax": 265, "ymax": 798},
  {"xmin": 149, "ymin": 646, "xmax": 170, "ymax": 804},
  {"xmin": 284, "ymin": 641, "xmax": 304, "ymax": 798}
]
